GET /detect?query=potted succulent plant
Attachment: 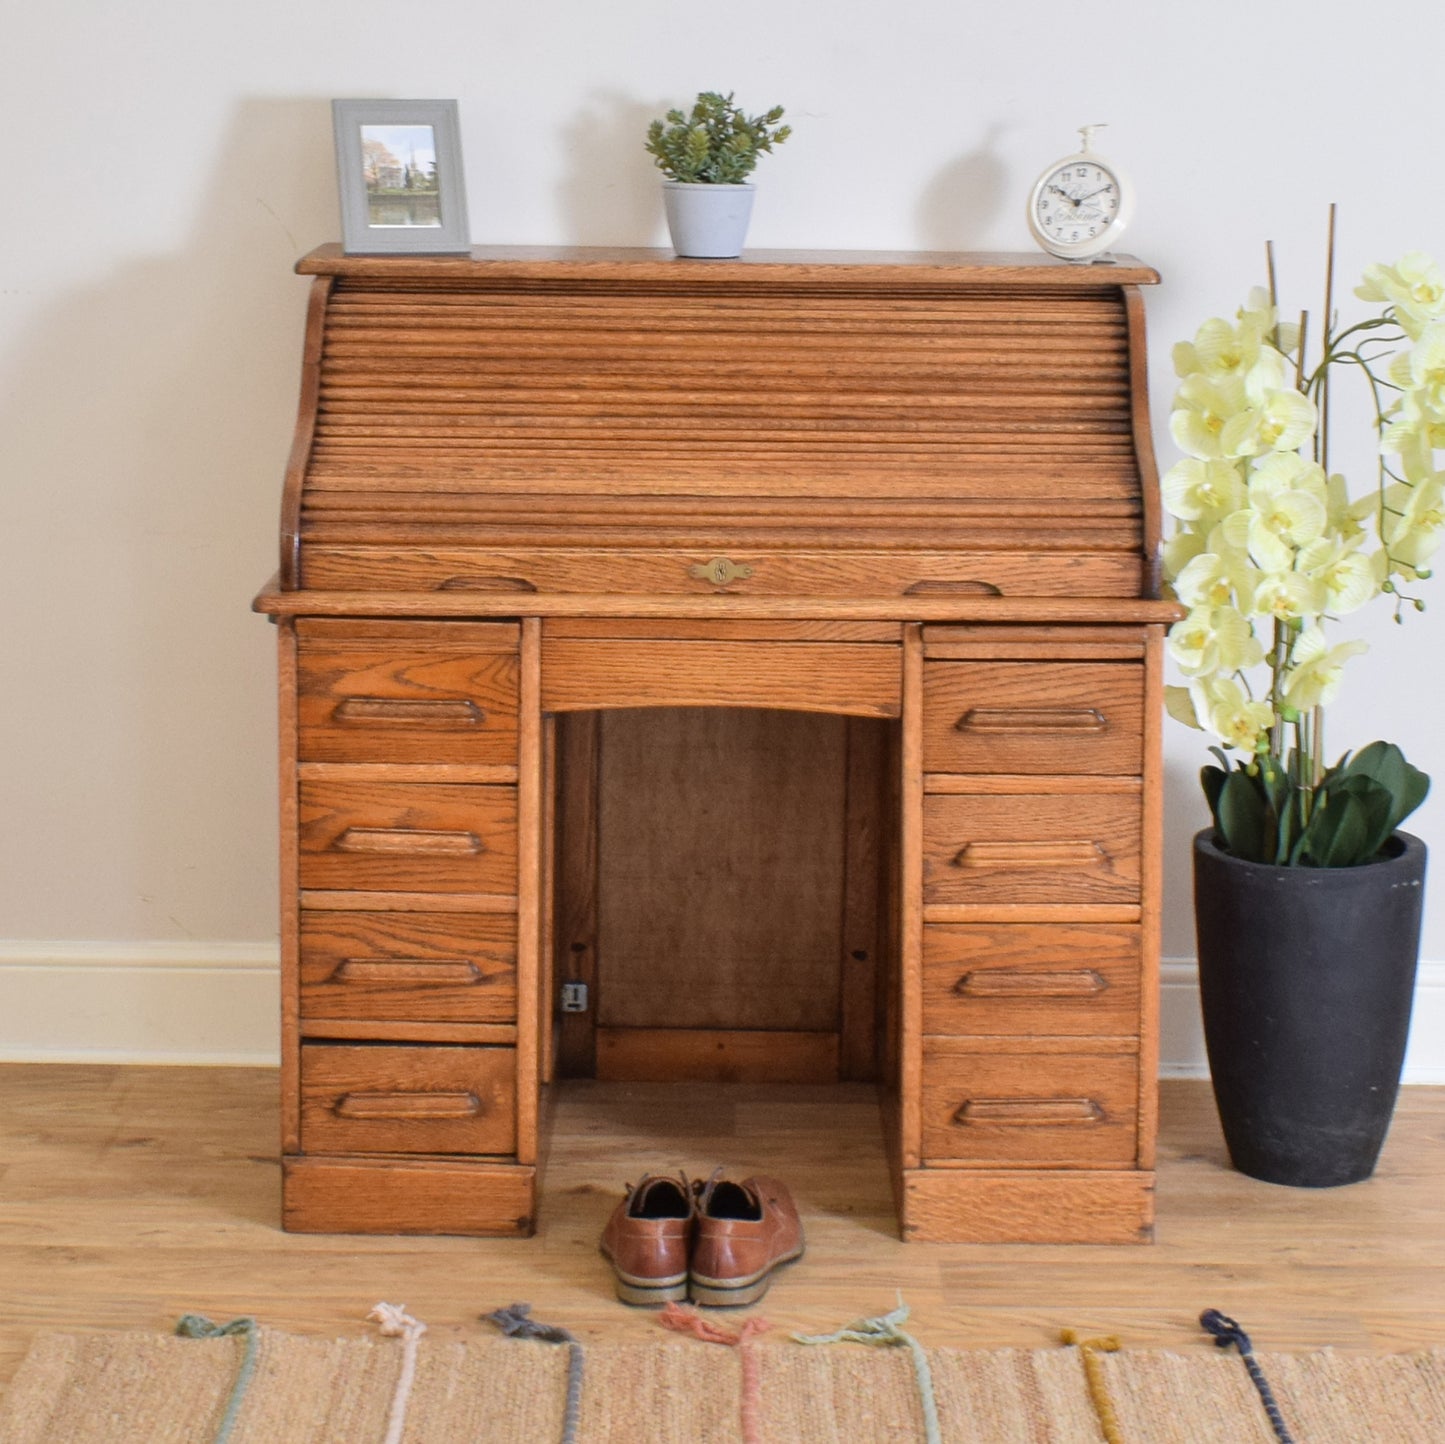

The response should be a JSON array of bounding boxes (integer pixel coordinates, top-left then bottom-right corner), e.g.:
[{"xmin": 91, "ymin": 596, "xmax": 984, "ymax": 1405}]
[
  {"xmin": 644, "ymin": 91, "xmax": 791, "ymax": 258},
  {"xmin": 1163, "ymin": 215, "xmax": 1439, "ymax": 1187}
]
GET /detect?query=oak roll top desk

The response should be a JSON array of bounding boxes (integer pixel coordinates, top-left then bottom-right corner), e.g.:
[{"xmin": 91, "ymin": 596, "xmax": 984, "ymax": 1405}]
[{"xmin": 254, "ymin": 245, "xmax": 1180, "ymax": 1244}]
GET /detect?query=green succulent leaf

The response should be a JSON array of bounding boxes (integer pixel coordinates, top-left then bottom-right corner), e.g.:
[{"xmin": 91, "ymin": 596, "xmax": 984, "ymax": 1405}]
[{"xmin": 643, "ymin": 90, "xmax": 791, "ymax": 183}]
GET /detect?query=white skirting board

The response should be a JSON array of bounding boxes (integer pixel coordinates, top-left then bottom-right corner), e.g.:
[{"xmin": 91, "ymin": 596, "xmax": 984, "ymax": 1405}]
[{"xmin": 0, "ymin": 943, "xmax": 1443, "ymax": 1081}]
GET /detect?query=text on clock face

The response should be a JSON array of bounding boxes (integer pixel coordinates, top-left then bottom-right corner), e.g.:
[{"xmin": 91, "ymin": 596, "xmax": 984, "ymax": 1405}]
[{"xmin": 1036, "ymin": 163, "xmax": 1117, "ymax": 240}]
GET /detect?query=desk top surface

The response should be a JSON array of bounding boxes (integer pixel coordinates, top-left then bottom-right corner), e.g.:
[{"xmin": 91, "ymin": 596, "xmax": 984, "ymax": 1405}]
[{"xmin": 297, "ymin": 243, "xmax": 1160, "ymax": 289}]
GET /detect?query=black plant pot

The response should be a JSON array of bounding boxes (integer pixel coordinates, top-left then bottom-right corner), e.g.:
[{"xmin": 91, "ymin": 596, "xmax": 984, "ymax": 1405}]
[{"xmin": 1193, "ymin": 828, "xmax": 1427, "ymax": 1187}]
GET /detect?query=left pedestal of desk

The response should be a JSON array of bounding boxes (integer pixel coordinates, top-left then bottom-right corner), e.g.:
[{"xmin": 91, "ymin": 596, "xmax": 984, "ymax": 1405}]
[{"xmin": 275, "ymin": 615, "xmax": 539, "ymax": 1235}]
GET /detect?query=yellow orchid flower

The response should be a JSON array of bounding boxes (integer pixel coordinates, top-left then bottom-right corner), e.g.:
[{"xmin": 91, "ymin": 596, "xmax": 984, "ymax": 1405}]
[
  {"xmin": 1167, "ymin": 605, "xmax": 1263, "ymax": 677},
  {"xmin": 1200, "ymin": 677, "xmax": 1276, "ymax": 752},
  {"xmin": 1294, "ymin": 536, "xmax": 1384, "ymax": 614},
  {"xmin": 1251, "ymin": 571, "xmax": 1325, "ymax": 623},
  {"xmin": 1172, "ymin": 551, "xmax": 1260, "ymax": 611},
  {"xmin": 1170, "ymin": 373, "xmax": 1249, "ymax": 459},
  {"xmin": 1357, "ymin": 252, "xmax": 1445, "ymax": 338},
  {"xmin": 1160, "ymin": 457, "xmax": 1247, "ymax": 522},
  {"xmin": 1220, "ymin": 386, "xmax": 1318, "ymax": 458},
  {"xmin": 1325, "ymin": 472, "xmax": 1376, "ymax": 546},
  {"xmin": 1383, "ymin": 476, "xmax": 1445, "ymax": 570},
  {"xmin": 1282, "ymin": 628, "xmax": 1369, "ymax": 711},
  {"xmin": 1162, "ymin": 527, "xmax": 1206, "ymax": 584},
  {"xmin": 1219, "ymin": 457, "xmax": 1328, "ymax": 572}
]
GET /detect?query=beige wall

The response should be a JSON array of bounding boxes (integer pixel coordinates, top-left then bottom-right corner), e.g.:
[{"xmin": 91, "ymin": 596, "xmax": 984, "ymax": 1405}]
[{"xmin": 1, "ymin": 0, "xmax": 1440, "ymax": 1067}]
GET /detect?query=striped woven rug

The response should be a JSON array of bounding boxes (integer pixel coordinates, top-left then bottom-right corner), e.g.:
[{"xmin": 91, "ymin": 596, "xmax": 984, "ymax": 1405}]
[{"xmin": 4, "ymin": 1321, "xmax": 1444, "ymax": 1443}]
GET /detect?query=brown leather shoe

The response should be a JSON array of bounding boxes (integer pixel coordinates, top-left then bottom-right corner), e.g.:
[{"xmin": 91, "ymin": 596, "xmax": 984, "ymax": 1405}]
[
  {"xmin": 689, "ymin": 1174, "xmax": 805, "ymax": 1307},
  {"xmin": 600, "ymin": 1173, "xmax": 697, "ymax": 1306}
]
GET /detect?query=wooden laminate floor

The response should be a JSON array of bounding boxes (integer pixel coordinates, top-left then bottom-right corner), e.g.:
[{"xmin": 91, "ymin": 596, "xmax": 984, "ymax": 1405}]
[{"xmin": 3, "ymin": 1066, "xmax": 1444, "ymax": 1391}]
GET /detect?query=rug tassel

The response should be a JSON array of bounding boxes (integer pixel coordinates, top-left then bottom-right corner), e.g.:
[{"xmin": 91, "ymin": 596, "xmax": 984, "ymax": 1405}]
[
  {"xmin": 485, "ymin": 1303, "xmax": 584, "ymax": 1444},
  {"xmin": 1201, "ymin": 1309, "xmax": 1297, "ymax": 1444},
  {"xmin": 1060, "ymin": 1330, "xmax": 1124, "ymax": 1444},
  {"xmin": 660, "ymin": 1303, "xmax": 770, "ymax": 1443},
  {"xmin": 794, "ymin": 1295, "xmax": 940, "ymax": 1444},
  {"xmin": 368, "ymin": 1303, "xmax": 426, "ymax": 1444},
  {"xmin": 175, "ymin": 1314, "xmax": 259, "ymax": 1444}
]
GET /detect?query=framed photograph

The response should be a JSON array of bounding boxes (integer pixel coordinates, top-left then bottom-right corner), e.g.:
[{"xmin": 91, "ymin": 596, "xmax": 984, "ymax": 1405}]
[{"xmin": 332, "ymin": 99, "xmax": 470, "ymax": 255}]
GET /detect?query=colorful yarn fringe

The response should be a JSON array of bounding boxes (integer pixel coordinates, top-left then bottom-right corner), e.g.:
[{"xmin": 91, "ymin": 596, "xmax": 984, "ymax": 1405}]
[
  {"xmin": 486, "ymin": 1303, "xmax": 585, "ymax": 1444},
  {"xmin": 1200, "ymin": 1309, "xmax": 1297, "ymax": 1443},
  {"xmin": 174, "ymin": 1314, "xmax": 259, "ymax": 1444},
  {"xmin": 367, "ymin": 1303, "xmax": 426, "ymax": 1444},
  {"xmin": 794, "ymin": 1298, "xmax": 941, "ymax": 1444},
  {"xmin": 1060, "ymin": 1330, "xmax": 1124, "ymax": 1444},
  {"xmin": 659, "ymin": 1302, "xmax": 771, "ymax": 1444}
]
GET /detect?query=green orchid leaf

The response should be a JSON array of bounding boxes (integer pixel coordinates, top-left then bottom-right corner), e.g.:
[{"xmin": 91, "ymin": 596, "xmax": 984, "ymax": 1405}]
[
  {"xmin": 1337, "ymin": 741, "xmax": 1431, "ymax": 835},
  {"xmin": 1298, "ymin": 776, "xmax": 1395, "ymax": 866},
  {"xmin": 1200, "ymin": 764, "xmax": 1229, "ymax": 827},
  {"xmin": 1216, "ymin": 769, "xmax": 1268, "ymax": 861}
]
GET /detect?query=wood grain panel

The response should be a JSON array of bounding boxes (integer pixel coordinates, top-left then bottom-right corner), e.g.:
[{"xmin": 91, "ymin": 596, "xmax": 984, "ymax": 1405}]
[
  {"xmin": 922, "ymin": 661, "xmax": 1143, "ymax": 775},
  {"xmin": 595, "ymin": 1028, "xmax": 839, "ymax": 1083},
  {"xmin": 541, "ymin": 638, "xmax": 900, "ymax": 716},
  {"xmin": 300, "ymin": 1043, "xmax": 517, "ymax": 1156},
  {"xmin": 287, "ymin": 256, "xmax": 1155, "ymax": 584},
  {"xmin": 299, "ymin": 910, "xmax": 516, "ymax": 1023},
  {"xmin": 301, "ymin": 546, "xmax": 1143, "ymax": 599},
  {"xmin": 298, "ymin": 779, "xmax": 517, "ymax": 893},
  {"xmin": 921, "ymin": 1046, "xmax": 1140, "ymax": 1165},
  {"xmin": 297, "ymin": 631, "xmax": 519, "ymax": 765},
  {"xmin": 595, "ymin": 709, "xmax": 847, "ymax": 1034},
  {"xmin": 282, "ymin": 1156, "xmax": 534, "ymax": 1236},
  {"xmin": 901, "ymin": 1167, "xmax": 1153, "ymax": 1242},
  {"xmin": 922, "ymin": 923, "xmax": 1140, "ymax": 1038},
  {"xmin": 923, "ymin": 792, "xmax": 1141, "ymax": 907}
]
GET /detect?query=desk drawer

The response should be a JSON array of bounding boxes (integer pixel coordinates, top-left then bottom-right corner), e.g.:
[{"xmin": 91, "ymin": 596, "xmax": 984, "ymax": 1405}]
[
  {"xmin": 298, "ymin": 780, "xmax": 517, "ymax": 894},
  {"xmin": 300, "ymin": 1043, "xmax": 516, "ymax": 1156},
  {"xmin": 923, "ymin": 923, "xmax": 1140, "ymax": 1037},
  {"xmin": 923, "ymin": 662, "xmax": 1142, "ymax": 775},
  {"xmin": 297, "ymin": 621, "xmax": 519, "ymax": 765},
  {"xmin": 922, "ymin": 1047, "xmax": 1139, "ymax": 1165},
  {"xmin": 923, "ymin": 793, "xmax": 1140, "ymax": 907},
  {"xmin": 301, "ymin": 545, "xmax": 1145, "ymax": 600},
  {"xmin": 300, "ymin": 911, "xmax": 517, "ymax": 1023}
]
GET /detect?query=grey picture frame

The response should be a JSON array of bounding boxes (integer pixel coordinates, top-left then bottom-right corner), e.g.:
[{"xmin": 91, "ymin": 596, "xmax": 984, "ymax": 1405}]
[{"xmin": 332, "ymin": 99, "xmax": 470, "ymax": 255}]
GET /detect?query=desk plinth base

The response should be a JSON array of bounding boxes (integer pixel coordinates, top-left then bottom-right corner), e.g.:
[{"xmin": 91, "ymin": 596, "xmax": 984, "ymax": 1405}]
[
  {"xmin": 282, "ymin": 1156, "xmax": 536, "ymax": 1236},
  {"xmin": 900, "ymin": 1167, "xmax": 1155, "ymax": 1244}
]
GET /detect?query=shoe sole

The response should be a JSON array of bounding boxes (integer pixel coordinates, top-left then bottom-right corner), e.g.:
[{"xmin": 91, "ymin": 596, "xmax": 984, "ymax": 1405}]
[
  {"xmin": 599, "ymin": 1244, "xmax": 688, "ymax": 1307},
  {"xmin": 688, "ymin": 1245, "xmax": 805, "ymax": 1308}
]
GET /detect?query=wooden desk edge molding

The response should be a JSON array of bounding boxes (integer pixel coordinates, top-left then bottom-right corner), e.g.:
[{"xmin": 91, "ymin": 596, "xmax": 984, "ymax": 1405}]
[{"xmin": 257, "ymin": 245, "xmax": 1178, "ymax": 1242}]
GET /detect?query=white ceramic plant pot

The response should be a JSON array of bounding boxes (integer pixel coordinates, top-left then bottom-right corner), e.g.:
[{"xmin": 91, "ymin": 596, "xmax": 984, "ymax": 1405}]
[{"xmin": 662, "ymin": 182, "xmax": 756, "ymax": 258}]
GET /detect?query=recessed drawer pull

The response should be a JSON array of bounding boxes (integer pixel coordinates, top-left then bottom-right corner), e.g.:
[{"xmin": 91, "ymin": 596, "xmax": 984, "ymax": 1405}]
[
  {"xmin": 335, "ymin": 827, "xmax": 484, "ymax": 857},
  {"xmin": 905, "ymin": 579, "xmax": 1003, "ymax": 597},
  {"xmin": 952, "ymin": 840, "xmax": 1105, "ymax": 870},
  {"xmin": 332, "ymin": 697, "xmax": 485, "ymax": 728},
  {"xmin": 956, "ymin": 707, "xmax": 1106, "ymax": 734},
  {"xmin": 334, "ymin": 1090, "xmax": 482, "ymax": 1121},
  {"xmin": 331, "ymin": 958, "xmax": 484, "ymax": 987},
  {"xmin": 438, "ymin": 575, "xmax": 539, "ymax": 592},
  {"xmin": 953, "ymin": 1097, "xmax": 1105, "ymax": 1127},
  {"xmin": 954, "ymin": 968, "xmax": 1108, "ymax": 999}
]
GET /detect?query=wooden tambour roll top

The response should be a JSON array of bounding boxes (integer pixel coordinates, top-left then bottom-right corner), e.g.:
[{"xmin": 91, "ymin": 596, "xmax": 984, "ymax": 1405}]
[{"xmin": 280, "ymin": 246, "xmax": 1163, "ymax": 602}]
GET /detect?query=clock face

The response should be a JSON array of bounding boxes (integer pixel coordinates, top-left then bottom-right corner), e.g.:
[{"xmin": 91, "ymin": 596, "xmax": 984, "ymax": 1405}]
[{"xmin": 1033, "ymin": 160, "xmax": 1122, "ymax": 249}]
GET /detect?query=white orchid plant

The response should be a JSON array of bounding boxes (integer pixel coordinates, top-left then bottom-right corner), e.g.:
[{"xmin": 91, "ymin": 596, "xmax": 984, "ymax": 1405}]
[{"xmin": 1163, "ymin": 234, "xmax": 1435, "ymax": 866}]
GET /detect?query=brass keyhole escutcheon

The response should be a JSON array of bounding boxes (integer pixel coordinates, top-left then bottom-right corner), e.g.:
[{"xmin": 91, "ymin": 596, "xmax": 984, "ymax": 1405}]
[{"xmin": 688, "ymin": 556, "xmax": 754, "ymax": 587}]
